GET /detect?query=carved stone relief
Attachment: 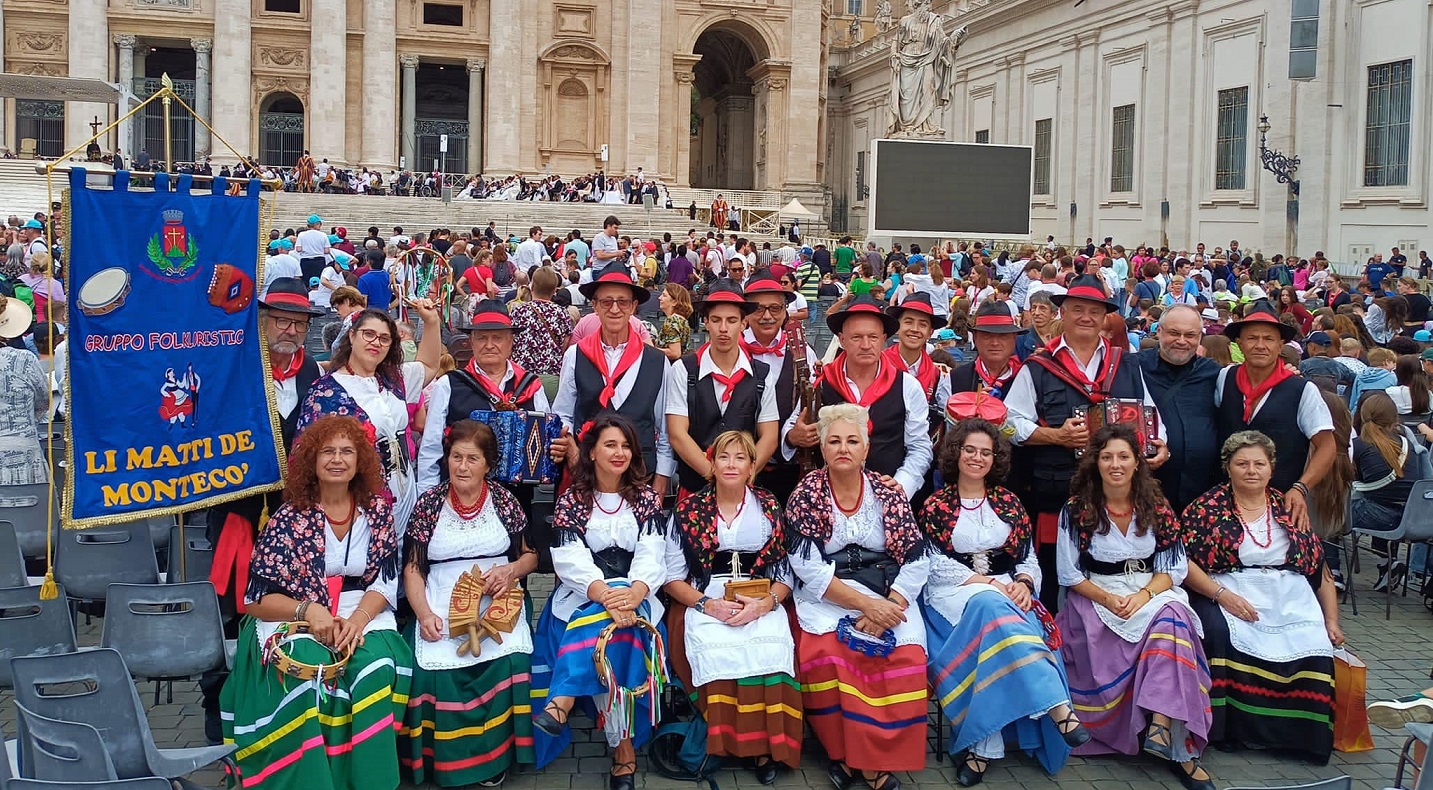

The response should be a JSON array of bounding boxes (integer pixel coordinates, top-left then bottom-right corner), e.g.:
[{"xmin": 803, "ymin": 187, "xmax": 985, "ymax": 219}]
[{"xmin": 257, "ymin": 47, "xmax": 307, "ymax": 69}]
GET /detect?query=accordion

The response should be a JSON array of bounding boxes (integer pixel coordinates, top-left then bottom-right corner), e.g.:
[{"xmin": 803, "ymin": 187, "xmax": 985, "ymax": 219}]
[
  {"xmin": 1074, "ymin": 398, "xmax": 1159, "ymax": 457},
  {"xmin": 468, "ymin": 409, "xmax": 563, "ymax": 484}
]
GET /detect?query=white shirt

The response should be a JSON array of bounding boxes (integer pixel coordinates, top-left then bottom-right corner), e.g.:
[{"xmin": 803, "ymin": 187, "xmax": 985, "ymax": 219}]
[
  {"xmin": 313, "ymin": 265, "xmax": 344, "ymax": 308},
  {"xmin": 515, "ymin": 238, "xmax": 546, "ymax": 272},
  {"xmin": 592, "ymin": 231, "xmax": 621, "ymax": 261},
  {"xmin": 1005, "ymin": 336, "xmax": 1165, "ymax": 444},
  {"xmin": 261, "ymin": 253, "xmax": 301, "ymax": 297},
  {"xmin": 1213, "ymin": 368, "xmax": 1334, "ymax": 439},
  {"xmin": 890, "ymin": 346, "xmax": 952, "ymax": 408},
  {"xmin": 295, "ymin": 228, "xmax": 331, "ymax": 260},
  {"xmin": 664, "ymin": 347, "xmax": 779, "ymax": 422},
  {"xmin": 549, "ymin": 493, "xmax": 667, "ymax": 621},
  {"xmin": 552, "ymin": 340, "xmax": 675, "ymax": 478},
  {"xmin": 1055, "ymin": 515, "xmax": 1188, "ymax": 588},
  {"xmin": 416, "ymin": 365, "xmax": 554, "ymax": 490},
  {"xmin": 926, "ymin": 499, "xmax": 1042, "ymax": 592}
]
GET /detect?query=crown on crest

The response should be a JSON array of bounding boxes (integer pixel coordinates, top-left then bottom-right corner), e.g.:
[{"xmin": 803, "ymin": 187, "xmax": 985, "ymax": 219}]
[{"xmin": 162, "ymin": 209, "xmax": 184, "ymax": 223}]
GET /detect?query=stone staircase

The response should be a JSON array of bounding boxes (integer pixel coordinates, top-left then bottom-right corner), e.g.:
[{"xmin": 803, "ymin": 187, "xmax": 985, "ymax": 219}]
[{"xmin": 0, "ymin": 160, "xmax": 787, "ymax": 247}]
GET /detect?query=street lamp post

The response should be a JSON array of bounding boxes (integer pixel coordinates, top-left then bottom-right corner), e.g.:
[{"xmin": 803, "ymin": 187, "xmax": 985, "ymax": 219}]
[{"xmin": 1257, "ymin": 113, "xmax": 1300, "ymax": 256}]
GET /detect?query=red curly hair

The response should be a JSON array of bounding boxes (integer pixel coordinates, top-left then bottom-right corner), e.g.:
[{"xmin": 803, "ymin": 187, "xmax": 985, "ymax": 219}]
[{"xmin": 285, "ymin": 415, "xmax": 385, "ymax": 509}]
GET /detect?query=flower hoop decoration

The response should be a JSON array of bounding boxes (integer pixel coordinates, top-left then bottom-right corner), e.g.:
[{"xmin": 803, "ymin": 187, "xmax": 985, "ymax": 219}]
[{"xmin": 592, "ymin": 617, "xmax": 669, "ymax": 743}]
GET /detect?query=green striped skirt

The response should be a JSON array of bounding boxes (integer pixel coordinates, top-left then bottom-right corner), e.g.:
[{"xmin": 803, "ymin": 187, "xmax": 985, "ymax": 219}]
[
  {"xmin": 399, "ymin": 643, "xmax": 535, "ymax": 786},
  {"xmin": 221, "ymin": 617, "xmax": 414, "ymax": 790}
]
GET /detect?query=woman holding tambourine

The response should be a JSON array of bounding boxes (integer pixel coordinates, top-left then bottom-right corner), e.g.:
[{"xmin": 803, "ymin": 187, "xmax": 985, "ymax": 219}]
[
  {"xmin": 661, "ymin": 430, "xmax": 801, "ymax": 785},
  {"xmin": 785, "ymin": 403, "xmax": 930, "ymax": 790},
  {"xmin": 222, "ymin": 415, "xmax": 413, "ymax": 790},
  {"xmin": 529, "ymin": 413, "xmax": 669, "ymax": 790}
]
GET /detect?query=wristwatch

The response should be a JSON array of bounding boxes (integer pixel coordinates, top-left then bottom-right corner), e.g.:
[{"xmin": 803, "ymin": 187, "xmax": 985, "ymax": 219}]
[{"xmin": 695, "ymin": 596, "xmax": 712, "ymax": 614}]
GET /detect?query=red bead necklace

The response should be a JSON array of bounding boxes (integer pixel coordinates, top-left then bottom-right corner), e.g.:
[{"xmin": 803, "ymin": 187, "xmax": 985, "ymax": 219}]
[{"xmin": 448, "ymin": 482, "xmax": 488, "ymax": 520}]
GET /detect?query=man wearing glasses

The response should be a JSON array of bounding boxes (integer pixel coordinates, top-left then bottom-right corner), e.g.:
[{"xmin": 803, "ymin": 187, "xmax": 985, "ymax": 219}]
[
  {"xmin": 741, "ymin": 272, "xmax": 814, "ymax": 503},
  {"xmin": 201, "ymin": 276, "xmax": 326, "ymax": 744},
  {"xmin": 552, "ymin": 261, "xmax": 674, "ymax": 495}
]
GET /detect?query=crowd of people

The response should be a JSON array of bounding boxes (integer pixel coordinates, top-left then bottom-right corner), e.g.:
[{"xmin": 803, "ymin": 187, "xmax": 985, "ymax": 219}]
[{"xmin": 8, "ymin": 206, "xmax": 1432, "ymax": 790}]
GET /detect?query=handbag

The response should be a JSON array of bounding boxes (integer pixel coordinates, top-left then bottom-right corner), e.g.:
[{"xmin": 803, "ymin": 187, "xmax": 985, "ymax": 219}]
[{"xmin": 1332, "ymin": 647, "xmax": 1375, "ymax": 752}]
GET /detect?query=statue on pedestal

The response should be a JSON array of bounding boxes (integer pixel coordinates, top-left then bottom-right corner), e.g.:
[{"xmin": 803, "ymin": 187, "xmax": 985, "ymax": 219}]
[
  {"xmin": 874, "ymin": 0, "xmax": 894, "ymax": 32},
  {"xmin": 848, "ymin": 16, "xmax": 864, "ymax": 44},
  {"xmin": 887, "ymin": 0, "xmax": 966, "ymax": 137}
]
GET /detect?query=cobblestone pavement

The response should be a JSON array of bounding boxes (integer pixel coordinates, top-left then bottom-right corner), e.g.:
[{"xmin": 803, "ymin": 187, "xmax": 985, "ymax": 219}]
[{"xmin": 3, "ymin": 560, "xmax": 1428, "ymax": 790}]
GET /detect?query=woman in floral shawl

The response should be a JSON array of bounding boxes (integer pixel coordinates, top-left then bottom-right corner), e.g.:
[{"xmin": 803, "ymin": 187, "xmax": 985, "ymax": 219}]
[
  {"xmin": 221, "ymin": 415, "xmax": 413, "ymax": 790},
  {"xmin": 786, "ymin": 404, "xmax": 929, "ymax": 790},
  {"xmin": 662, "ymin": 430, "xmax": 800, "ymax": 784},
  {"xmin": 1180, "ymin": 430, "xmax": 1340, "ymax": 764}
]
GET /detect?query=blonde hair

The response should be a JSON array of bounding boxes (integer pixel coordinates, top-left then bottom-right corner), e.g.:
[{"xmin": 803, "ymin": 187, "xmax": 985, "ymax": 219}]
[
  {"xmin": 817, "ymin": 403, "xmax": 870, "ymax": 445},
  {"xmin": 28, "ymin": 250, "xmax": 52, "ymax": 275},
  {"xmin": 703, "ymin": 430, "xmax": 758, "ymax": 485}
]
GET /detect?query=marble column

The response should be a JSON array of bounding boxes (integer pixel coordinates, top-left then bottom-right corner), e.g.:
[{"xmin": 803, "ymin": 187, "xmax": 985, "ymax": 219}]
[
  {"xmin": 624, "ymin": 0, "xmax": 661, "ymax": 174},
  {"xmin": 211, "ymin": 0, "xmax": 251, "ymax": 159},
  {"xmin": 190, "ymin": 38, "xmax": 212, "ymax": 160},
  {"xmin": 720, "ymin": 94, "xmax": 754, "ymax": 189},
  {"xmin": 67, "ymin": 0, "xmax": 110, "ymax": 152},
  {"xmin": 672, "ymin": 54, "xmax": 701, "ymax": 186},
  {"xmin": 485, "ymin": 0, "xmax": 520, "ymax": 174},
  {"xmin": 399, "ymin": 54, "xmax": 418, "ymax": 169},
  {"xmin": 309, "ymin": 0, "xmax": 347, "ymax": 164},
  {"xmin": 466, "ymin": 59, "xmax": 484, "ymax": 174},
  {"xmin": 361, "ymin": 0, "xmax": 396, "ymax": 168},
  {"xmin": 114, "ymin": 35, "xmax": 136, "ymax": 157}
]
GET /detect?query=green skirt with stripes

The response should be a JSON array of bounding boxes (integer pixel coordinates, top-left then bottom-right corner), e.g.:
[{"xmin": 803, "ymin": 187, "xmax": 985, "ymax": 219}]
[{"xmin": 221, "ymin": 617, "xmax": 415, "ymax": 790}]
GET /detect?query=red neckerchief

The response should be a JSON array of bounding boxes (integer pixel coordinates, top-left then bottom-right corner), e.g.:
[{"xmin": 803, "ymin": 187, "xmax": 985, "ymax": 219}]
[
  {"xmin": 883, "ymin": 345, "xmax": 937, "ymax": 396},
  {"xmin": 741, "ymin": 330, "xmax": 785, "ymax": 358},
  {"xmin": 975, "ymin": 356, "xmax": 1020, "ymax": 391},
  {"xmin": 700, "ymin": 344, "xmax": 749, "ymax": 404},
  {"xmin": 577, "ymin": 326, "xmax": 645, "ymax": 409},
  {"xmin": 272, "ymin": 350, "xmax": 304, "ymax": 383},
  {"xmin": 821, "ymin": 352, "xmax": 900, "ymax": 408},
  {"xmin": 1036, "ymin": 337, "xmax": 1120, "ymax": 403},
  {"xmin": 1234, "ymin": 363, "xmax": 1294, "ymax": 423},
  {"xmin": 464, "ymin": 358, "xmax": 543, "ymax": 407}
]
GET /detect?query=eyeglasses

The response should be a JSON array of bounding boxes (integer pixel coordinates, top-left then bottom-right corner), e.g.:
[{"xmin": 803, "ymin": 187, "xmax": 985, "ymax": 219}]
[
  {"xmin": 595, "ymin": 297, "xmax": 634, "ymax": 311},
  {"xmin": 356, "ymin": 328, "xmax": 393, "ymax": 346},
  {"xmin": 270, "ymin": 316, "xmax": 310, "ymax": 332},
  {"xmin": 959, "ymin": 445, "xmax": 995, "ymax": 459},
  {"xmin": 752, "ymin": 304, "xmax": 787, "ymax": 315}
]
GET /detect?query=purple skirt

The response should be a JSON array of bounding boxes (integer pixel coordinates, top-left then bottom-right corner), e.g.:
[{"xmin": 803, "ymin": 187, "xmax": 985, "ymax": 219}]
[{"xmin": 1056, "ymin": 592, "xmax": 1212, "ymax": 758}]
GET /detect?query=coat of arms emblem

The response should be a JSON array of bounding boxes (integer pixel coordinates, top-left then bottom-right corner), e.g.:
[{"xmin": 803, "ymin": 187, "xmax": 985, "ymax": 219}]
[{"xmin": 147, "ymin": 209, "xmax": 200, "ymax": 277}]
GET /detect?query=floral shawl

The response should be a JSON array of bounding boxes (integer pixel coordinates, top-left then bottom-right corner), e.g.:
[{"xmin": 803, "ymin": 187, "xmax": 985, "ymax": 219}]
[
  {"xmin": 1059, "ymin": 495, "xmax": 1185, "ymax": 574},
  {"xmin": 785, "ymin": 469, "xmax": 926, "ymax": 564},
  {"xmin": 246, "ymin": 494, "xmax": 400, "ymax": 608},
  {"xmin": 1179, "ymin": 484, "xmax": 1323, "ymax": 577},
  {"xmin": 920, "ymin": 485, "xmax": 1032, "ymax": 564},
  {"xmin": 296, "ymin": 372, "xmax": 408, "ymax": 476},
  {"xmin": 404, "ymin": 482, "xmax": 529, "ymax": 575},
  {"xmin": 672, "ymin": 484, "xmax": 788, "ymax": 590},
  {"xmin": 550, "ymin": 484, "xmax": 666, "ymax": 547}
]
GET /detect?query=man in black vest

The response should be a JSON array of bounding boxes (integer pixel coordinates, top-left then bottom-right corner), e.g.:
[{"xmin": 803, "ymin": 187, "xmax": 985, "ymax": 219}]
[
  {"xmin": 1214, "ymin": 299, "xmax": 1333, "ymax": 531},
  {"xmin": 201, "ymin": 276, "xmax": 324, "ymax": 743},
  {"xmin": 1137, "ymin": 304, "xmax": 1221, "ymax": 512},
  {"xmin": 416, "ymin": 299, "xmax": 551, "ymax": 489},
  {"xmin": 552, "ymin": 261, "xmax": 673, "ymax": 494},
  {"xmin": 1005, "ymin": 274, "xmax": 1168, "ymax": 610},
  {"xmin": 783, "ymin": 294, "xmax": 932, "ymax": 500},
  {"xmin": 949, "ymin": 300, "xmax": 1023, "ymax": 398},
  {"xmin": 883, "ymin": 291, "xmax": 950, "ymax": 509},
  {"xmin": 740, "ymin": 270, "xmax": 813, "ymax": 503},
  {"xmin": 666, "ymin": 280, "xmax": 778, "ymax": 496}
]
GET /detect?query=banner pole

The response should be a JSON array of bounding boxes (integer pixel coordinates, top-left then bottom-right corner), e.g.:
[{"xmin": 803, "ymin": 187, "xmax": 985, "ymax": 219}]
[{"xmin": 160, "ymin": 74, "xmax": 175, "ymax": 174}]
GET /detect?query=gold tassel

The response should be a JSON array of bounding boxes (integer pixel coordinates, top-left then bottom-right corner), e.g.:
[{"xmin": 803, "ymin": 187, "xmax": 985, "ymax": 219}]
[
  {"xmin": 257, "ymin": 503, "xmax": 270, "ymax": 533},
  {"xmin": 39, "ymin": 569, "xmax": 59, "ymax": 600}
]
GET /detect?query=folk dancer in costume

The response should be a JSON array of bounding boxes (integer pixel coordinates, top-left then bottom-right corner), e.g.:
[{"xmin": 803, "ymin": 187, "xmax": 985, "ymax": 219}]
[
  {"xmin": 1179, "ymin": 431, "xmax": 1340, "ymax": 764},
  {"xmin": 662, "ymin": 430, "xmax": 801, "ymax": 784},
  {"xmin": 1005, "ymin": 274, "xmax": 1168, "ymax": 611},
  {"xmin": 740, "ymin": 269, "xmax": 814, "ymax": 503},
  {"xmin": 222, "ymin": 416, "xmax": 413, "ymax": 790},
  {"xmin": 415, "ymin": 299, "xmax": 552, "ymax": 492},
  {"xmin": 297, "ymin": 302, "xmax": 444, "ymax": 535},
  {"xmin": 203, "ymin": 277, "xmax": 325, "ymax": 744},
  {"xmin": 552, "ymin": 261, "xmax": 674, "ymax": 495},
  {"xmin": 530, "ymin": 415, "xmax": 668, "ymax": 790},
  {"xmin": 1213, "ymin": 299, "xmax": 1335, "ymax": 532},
  {"xmin": 950, "ymin": 301, "xmax": 1023, "ymax": 399},
  {"xmin": 882, "ymin": 291, "xmax": 951, "ymax": 509},
  {"xmin": 1055, "ymin": 425, "xmax": 1214, "ymax": 790},
  {"xmin": 786, "ymin": 404, "xmax": 930, "ymax": 790},
  {"xmin": 159, "ymin": 364, "xmax": 201, "ymax": 429},
  {"xmin": 401, "ymin": 420, "xmax": 539, "ymax": 787},
  {"xmin": 667, "ymin": 279, "xmax": 779, "ymax": 499},
  {"xmin": 783, "ymin": 295, "xmax": 932, "ymax": 501},
  {"xmin": 920, "ymin": 416, "xmax": 1089, "ymax": 787}
]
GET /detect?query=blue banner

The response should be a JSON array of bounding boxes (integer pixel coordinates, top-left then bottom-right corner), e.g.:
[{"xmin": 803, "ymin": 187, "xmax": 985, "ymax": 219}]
[{"xmin": 63, "ymin": 169, "xmax": 283, "ymax": 527}]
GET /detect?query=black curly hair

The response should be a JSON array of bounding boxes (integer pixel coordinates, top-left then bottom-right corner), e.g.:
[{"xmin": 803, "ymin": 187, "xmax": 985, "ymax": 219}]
[{"xmin": 937, "ymin": 419, "xmax": 1011, "ymax": 487}]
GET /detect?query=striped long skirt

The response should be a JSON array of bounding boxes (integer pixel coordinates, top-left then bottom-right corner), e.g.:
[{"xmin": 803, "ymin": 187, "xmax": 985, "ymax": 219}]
[
  {"xmin": 797, "ymin": 631, "xmax": 928, "ymax": 772},
  {"xmin": 923, "ymin": 591, "xmax": 1072, "ymax": 774},
  {"xmin": 399, "ymin": 642, "xmax": 535, "ymax": 786},
  {"xmin": 221, "ymin": 618, "xmax": 414, "ymax": 790},
  {"xmin": 1057, "ymin": 594, "xmax": 1212, "ymax": 760},
  {"xmin": 1189, "ymin": 595, "xmax": 1335, "ymax": 764},
  {"xmin": 666, "ymin": 604, "xmax": 804, "ymax": 768}
]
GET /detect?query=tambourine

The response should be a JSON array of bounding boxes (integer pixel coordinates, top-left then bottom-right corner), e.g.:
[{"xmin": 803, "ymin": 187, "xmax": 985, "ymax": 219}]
[
  {"xmin": 593, "ymin": 616, "xmax": 669, "ymax": 742},
  {"xmin": 398, "ymin": 246, "xmax": 452, "ymax": 302},
  {"xmin": 836, "ymin": 614, "xmax": 896, "ymax": 658},
  {"xmin": 260, "ymin": 621, "xmax": 354, "ymax": 683},
  {"xmin": 78, "ymin": 267, "xmax": 131, "ymax": 317}
]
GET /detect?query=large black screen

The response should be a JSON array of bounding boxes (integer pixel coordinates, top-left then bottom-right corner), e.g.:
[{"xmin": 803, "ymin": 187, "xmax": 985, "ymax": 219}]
[{"xmin": 870, "ymin": 139, "xmax": 1033, "ymax": 238}]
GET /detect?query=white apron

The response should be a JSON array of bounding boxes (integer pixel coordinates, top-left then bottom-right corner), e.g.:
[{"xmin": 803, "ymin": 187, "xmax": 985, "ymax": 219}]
[{"xmin": 1210, "ymin": 512, "xmax": 1332, "ymax": 662}]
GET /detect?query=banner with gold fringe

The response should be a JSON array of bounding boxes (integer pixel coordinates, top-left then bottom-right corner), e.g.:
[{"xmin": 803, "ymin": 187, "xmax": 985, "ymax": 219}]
[{"xmin": 62, "ymin": 167, "xmax": 284, "ymax": 528}]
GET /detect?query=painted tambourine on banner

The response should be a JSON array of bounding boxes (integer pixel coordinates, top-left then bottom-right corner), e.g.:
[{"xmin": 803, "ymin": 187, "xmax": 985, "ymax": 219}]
[{"xmin": 78, "ymin": 267, "xmax": 132, "ymax": 317}]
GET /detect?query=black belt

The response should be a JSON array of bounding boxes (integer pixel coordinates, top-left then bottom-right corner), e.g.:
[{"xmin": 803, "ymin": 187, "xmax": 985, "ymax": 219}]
[
  {"xmin": 824, "ymin": 545, "xmax": 898, "ymax": 596},
  {"xmin": 1080, "ymin": 553, "xmax": 1155, "ymax": 576},
  {"xmin": 715, "ymin": 550, "xmax": 762, "ymax": 577},
  {"xmin": 948, "ymin": 550, "xmax": 1016, "ymax": 576},
  {"xmin": 593, "ymin": 547, "xmax": 635, "ymax": 580},
  {"xmin": 339, "ymin": 576, "xmax": 367, "ymax": 592},
  {"xmin": 431, "ymin": 553, "xmax": 507, "ymax": 566},
  {"xmin": 1240, "ymin": 563, "xmax": 1297, "ymax": 572}
]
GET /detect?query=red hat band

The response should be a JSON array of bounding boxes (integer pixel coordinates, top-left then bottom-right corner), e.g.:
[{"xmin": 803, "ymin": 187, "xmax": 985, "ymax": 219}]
[
  {"xmin": 900, "ymin": 300, "xmax": 935, "ymax": 316},
  {"xmin": 596, "ymin": 271, "xmax": 635, "ymax": 286},
  {"xmin": 705, "ymin": 290, "xmax": 747, "ymax": 305},
  {"xmin": 974, "ymin": 313, "xmax": 1017, "ymax": 328},
  {"xmin": 471, "ymin": 310, "xmax": 513, "ymax": 327},
  {"xmin": 264, "ymin": 291, "xmax": 311, "ymax": 311},
  {"xmin": 1064, "ymin": 285, "xmax": 1109, "ymax": 302}
]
